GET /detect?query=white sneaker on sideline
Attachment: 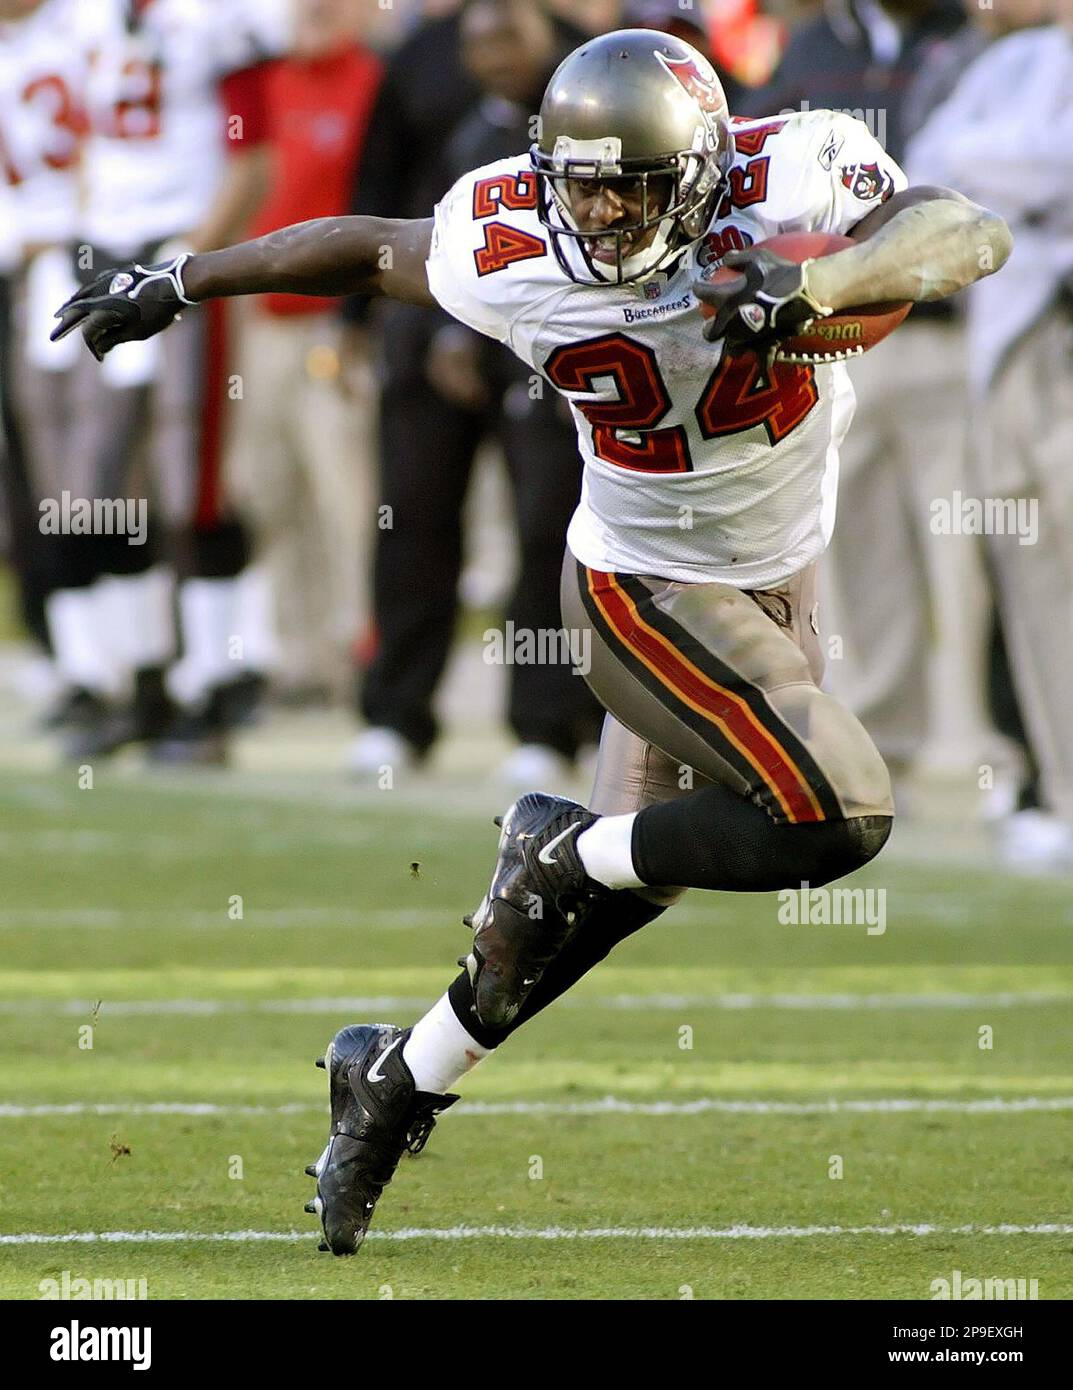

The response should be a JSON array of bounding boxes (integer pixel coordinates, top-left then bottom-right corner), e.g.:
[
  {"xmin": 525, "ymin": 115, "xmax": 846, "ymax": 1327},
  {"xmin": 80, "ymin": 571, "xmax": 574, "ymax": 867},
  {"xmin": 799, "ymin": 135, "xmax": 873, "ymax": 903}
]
[
  {"xmin": 347, "ymin": 727, "xmax": 417, "ymax": 779},
  {"xmin": 980, "ymin": 777, "xmax": 1022, "ymax": 823},
  {"xmin": 498, "ymin": 743, "xmax": 573, "ymax": 791},
  {"xmin": 996, "ymin": 809, "xmax": 1073, "ymax": 875}
]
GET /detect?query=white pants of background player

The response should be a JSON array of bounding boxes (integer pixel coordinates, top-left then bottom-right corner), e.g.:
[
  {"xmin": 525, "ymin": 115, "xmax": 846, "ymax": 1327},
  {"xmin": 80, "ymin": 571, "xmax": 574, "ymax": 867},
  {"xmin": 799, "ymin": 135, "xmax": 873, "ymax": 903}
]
[{"xmin": 225, "ymin": 305, "xmax": 375, "ymax": 698}]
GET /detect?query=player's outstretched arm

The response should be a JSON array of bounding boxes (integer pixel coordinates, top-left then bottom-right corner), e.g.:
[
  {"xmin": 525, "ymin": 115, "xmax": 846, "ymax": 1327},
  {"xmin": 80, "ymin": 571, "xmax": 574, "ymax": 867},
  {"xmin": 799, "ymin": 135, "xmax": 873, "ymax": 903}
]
[
  {"xmin": 811, "ymin": 184, "xmax": 1011, "ymax": 309},
  {"xmin": 694, "ymin": 187, "xmax": 1011, "ymax": 348},
  {"xmin": 182, "ymin": 216, "xmax": 435, "ymax": 304},
  {"xmin": 52, "ymin": 216, "xmax": 434, "ymax": 361},
  {"xmin": 808, "ymin": 185, "xmax": 1012, "ymax": 309}
]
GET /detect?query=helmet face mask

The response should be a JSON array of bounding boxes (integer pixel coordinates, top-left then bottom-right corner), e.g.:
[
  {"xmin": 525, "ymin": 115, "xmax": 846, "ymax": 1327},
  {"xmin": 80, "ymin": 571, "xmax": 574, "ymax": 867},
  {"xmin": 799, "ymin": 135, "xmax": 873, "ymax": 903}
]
[{"xmin": 530, "ymin": 29, "xmax": 731, "ymax": 287}]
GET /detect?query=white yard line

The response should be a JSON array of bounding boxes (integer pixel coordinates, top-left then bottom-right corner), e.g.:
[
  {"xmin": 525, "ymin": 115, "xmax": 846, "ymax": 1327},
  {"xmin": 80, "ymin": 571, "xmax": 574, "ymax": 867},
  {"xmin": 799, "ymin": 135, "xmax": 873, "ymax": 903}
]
[
  {"xmin": 3, "ymin": 1222, "xmax": 1073, "ymax": 1246},
  {"xmin": 0, "ymin": 991, "xmax": 1067, "ymax": 1016},
  {"xmin": 0, "ymin": 907, "xmax": 436, "ymax": 929},
  {"xmin": 1, "ymin": 1096, "xmax": 1071, "ymax": 1119}
]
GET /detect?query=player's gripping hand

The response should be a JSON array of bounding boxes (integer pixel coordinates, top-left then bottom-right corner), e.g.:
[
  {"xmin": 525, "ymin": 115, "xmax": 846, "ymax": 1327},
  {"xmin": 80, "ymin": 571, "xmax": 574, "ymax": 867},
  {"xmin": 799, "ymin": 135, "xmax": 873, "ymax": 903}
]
[
  {"xmin": 694, "ymin": 247, "xmax": 833, "ymax": 347},
  {"xmin": 50, "ymin": 254, "xmax": 195, "ymax": 362}
]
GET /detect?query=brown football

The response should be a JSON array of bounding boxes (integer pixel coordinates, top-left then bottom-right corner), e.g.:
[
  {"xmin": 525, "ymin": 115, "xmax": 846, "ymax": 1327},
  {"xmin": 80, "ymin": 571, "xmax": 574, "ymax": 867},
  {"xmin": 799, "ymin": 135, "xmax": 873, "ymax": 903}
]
[{"xmin": 698, "ymin": 230, "xmax": 912, "ymax": 364}]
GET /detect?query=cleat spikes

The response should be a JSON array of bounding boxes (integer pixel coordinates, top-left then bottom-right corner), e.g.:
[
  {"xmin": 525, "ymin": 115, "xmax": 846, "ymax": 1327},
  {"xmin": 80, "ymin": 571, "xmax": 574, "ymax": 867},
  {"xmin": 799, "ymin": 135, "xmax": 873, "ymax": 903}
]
[
  {"xmin": 304, "ymin": 1199, "xmax": 317, "ymax": 1214},
  {"xmin": 318, "ymin": 1241, "xmax": 330, "ymax": 1253},
  {"xmin": 493, "ymin": 815, "xmax": 503, "ymax": 828},
  {"xmin": 304, "ymin": 1164, "xmax": 317, "ymax": 1177},
  {"xmin": 462, "ymin": 913, "xmax": 473, "ymax": 928},
  {"xmin": 315, "ymin": 1055, "xmax": 325, "ymax": 1069}
]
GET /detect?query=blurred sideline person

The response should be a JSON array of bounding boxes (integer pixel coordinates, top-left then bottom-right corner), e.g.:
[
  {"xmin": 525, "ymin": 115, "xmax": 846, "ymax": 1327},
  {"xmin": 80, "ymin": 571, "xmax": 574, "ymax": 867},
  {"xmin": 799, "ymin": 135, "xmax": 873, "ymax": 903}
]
[
  {"xmin": 225, "ymin": 0, "xmax": 383, "ymax": 703},
  {"xmin": 743, "ymin": 0, "xmax": 1000, "ymax": 803},
  {"xmin": 900, "ymin": 0, "xmax": 1052, "ymax": 827},
  {"xmin": 547, "ymin": 0, "xmax": 621, "ymax": 33},
  {"xmin": 622, "ymin": 0, "xmax": 745, "ymax": 110},
  {"xmin": 344, "ymin": 0, "xmax": 486, "ymax": 775},
  {"xmin": 907, "ymin": 0, "xmax": 1073, "ymax": 868},
  {"xmin": 45, "ymin": 0, "xmax": 291, "ymax": 762},
  {"xmin": 0, "ymin": 0, "xmax": 85, "ymax": 687},
  {"xmin": 348, "ymin": 0, "xmax": 590, "ymax": 780},
  {"xmin": 420, "ymin": 0, "xmax": 608, "ymax": 786}
]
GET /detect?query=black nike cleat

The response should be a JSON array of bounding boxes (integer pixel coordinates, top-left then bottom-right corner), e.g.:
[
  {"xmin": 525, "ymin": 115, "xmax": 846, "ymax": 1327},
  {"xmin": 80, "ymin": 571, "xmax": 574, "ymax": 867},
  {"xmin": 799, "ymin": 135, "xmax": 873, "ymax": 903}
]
[
  {"xmin": 304, "ymin": 1024, "xmax": 458, "ymax": 1256},
  {"xmin": 461, "ymin": 792, "xmax": 607, "ymax": 1029}
]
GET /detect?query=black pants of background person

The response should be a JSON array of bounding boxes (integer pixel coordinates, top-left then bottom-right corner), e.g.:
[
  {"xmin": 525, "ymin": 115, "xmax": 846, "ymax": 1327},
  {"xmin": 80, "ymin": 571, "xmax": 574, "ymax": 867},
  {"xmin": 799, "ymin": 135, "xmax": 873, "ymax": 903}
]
[
  {"xmin": 360, "ymin": 301, "xmax": 603, "ymax": 760},
  {"xmin": 989, "ymin": 603, "xmax": 1040, "ymax": 812}
]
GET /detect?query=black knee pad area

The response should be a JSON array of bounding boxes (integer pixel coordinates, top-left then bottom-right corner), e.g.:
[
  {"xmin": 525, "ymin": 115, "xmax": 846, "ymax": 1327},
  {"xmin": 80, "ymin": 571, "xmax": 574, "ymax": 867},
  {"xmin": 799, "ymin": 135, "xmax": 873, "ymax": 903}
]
[{"xmin": 632, "ymin": 778, "xmax": 893, "ymax": 893}]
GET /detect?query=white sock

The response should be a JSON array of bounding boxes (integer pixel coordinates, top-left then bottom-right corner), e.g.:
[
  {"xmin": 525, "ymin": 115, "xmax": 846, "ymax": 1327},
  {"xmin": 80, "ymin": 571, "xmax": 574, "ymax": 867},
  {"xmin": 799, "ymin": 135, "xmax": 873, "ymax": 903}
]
[
  {"xmin": 168, "ymin": 576, "xmax": 242, "ymax": 707},
  {"xmin": 402, "ymin": 992, "xmax": 491, "ymax": 1095},
  {"xmin": 577, "ymin": 812, "xmax": 644, "ymax": 889},
  {"xmin": 232, "ymin": 563, "xmax": 280, "ymax": 674},
  {"xmin": 45, "ymin": 585, "xmax": 125, "ymax": 698},
  {"xmin": 97, "ymin": 567, "xmax": 176, "ymax": 673}
]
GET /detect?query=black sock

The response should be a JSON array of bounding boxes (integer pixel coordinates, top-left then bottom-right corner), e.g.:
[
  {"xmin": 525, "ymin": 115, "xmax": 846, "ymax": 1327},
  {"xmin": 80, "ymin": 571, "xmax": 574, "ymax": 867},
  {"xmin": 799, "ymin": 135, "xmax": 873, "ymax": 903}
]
[
  {"xmin": 632, "ymin": 780, "xmax": 891, "ymax": 892},
  {"xmin": 448, "ymin": 888, "xmax": 665, "ymax": 1048}
]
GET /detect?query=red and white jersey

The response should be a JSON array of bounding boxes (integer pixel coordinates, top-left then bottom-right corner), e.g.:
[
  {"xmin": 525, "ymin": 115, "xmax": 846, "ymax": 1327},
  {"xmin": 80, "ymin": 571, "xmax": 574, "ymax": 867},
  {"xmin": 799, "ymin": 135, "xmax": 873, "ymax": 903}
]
[
  {"xmin": 0, "ymin": 0, "xmax": 86, "ymax": 254},
  {"xmin": 427, "ymin": 109, "xmax": 907, "ymax": 587},
  {"xmin": 75, "ymin": 0, "xmax": 291, "ymax": 255}
]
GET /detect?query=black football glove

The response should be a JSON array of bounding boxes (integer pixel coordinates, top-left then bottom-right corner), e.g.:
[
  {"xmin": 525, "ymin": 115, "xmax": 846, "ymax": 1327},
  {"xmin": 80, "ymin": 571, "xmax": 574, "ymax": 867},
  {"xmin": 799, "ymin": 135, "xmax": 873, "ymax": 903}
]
[
  {"xmin": 50, "ymin": 254, "xmax": 195, "ymax": 362},
  {"xmin": 694, "ymin": 248, "xmax": 833, "ymax": 347}
]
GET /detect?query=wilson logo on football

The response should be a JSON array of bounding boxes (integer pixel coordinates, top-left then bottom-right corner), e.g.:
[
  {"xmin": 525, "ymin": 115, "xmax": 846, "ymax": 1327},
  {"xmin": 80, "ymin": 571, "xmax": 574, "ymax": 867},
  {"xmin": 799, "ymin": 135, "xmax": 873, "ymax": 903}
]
[{"xmin": 812, "ymin": 320, "xmax": 863, "ymax": 341}]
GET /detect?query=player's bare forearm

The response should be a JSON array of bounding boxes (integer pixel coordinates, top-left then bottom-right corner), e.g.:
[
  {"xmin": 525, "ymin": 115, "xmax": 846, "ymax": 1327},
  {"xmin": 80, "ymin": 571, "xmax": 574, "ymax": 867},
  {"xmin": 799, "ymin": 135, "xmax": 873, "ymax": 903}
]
[
  {"xmin": 808, "ymin": 187, "xmax": 1012, "ymax": 309},
  {"xmin": 181, "ymin": 215, "xmax": 436, "ymax": 306},
  {"xmin": 52, "ymin": 214, "xmax": 436, "ymax": 359}
]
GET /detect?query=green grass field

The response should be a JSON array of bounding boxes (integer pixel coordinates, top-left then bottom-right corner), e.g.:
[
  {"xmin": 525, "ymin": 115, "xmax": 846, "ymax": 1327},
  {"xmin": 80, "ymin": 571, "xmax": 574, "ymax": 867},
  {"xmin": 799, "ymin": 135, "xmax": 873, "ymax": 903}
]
[{"xmin": 1, "ymin": 767, "xmax": 1071, "ymax": 1299}]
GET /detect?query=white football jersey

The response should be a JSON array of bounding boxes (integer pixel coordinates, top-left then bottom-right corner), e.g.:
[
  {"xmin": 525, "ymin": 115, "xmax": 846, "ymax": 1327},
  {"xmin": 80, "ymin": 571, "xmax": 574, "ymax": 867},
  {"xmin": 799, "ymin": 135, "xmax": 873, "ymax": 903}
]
[
  {"xmin": 74, "ymin": 0, "xmax": 291, "ymax": 255},
  {"xmin": 0, "ymin": 0, "xmax": 85, "ymax": 252},
  {"xmin": 427, "ymin": 109, "xmax": 907, "ymax": 588}
]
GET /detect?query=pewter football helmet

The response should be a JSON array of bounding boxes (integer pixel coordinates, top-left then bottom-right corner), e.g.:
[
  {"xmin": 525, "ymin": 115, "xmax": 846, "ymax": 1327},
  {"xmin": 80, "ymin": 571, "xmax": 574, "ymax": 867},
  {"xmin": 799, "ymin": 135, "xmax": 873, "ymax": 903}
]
[{"xmin": 531, "ymin": 28, "xmax": 732, "ymax": 286}]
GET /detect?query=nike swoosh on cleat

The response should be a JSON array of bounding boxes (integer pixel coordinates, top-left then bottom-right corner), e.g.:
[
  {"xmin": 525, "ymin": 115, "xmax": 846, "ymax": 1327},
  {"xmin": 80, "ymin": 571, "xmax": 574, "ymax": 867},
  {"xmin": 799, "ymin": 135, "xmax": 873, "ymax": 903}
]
[
  {"xmin": 537, "ymin": 823, "xmax": 582, "ymax": 866},
  {"xmin": 366, "ymin": 1037, "xmax": 401, "ymax": 1084}
]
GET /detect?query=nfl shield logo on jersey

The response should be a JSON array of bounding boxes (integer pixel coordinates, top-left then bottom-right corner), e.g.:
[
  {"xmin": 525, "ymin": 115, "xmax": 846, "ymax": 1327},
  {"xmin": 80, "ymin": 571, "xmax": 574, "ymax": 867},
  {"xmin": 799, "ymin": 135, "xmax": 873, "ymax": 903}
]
[{"xmin": 644, "ymin": 281, "xmax": 662, "ymax": 301}]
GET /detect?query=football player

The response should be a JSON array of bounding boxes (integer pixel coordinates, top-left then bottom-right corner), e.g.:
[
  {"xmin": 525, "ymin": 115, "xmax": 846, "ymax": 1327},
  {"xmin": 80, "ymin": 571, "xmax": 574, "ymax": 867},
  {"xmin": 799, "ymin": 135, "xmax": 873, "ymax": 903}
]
[
  {"xmin": 53, "ymin": 28, "xmax": 1011, "ymax": 1253},
  {"xmin": 0, "ymin": 0, "xmax": 86, "ymax": 688},
  {"xmin": 44, "ymin": 0, "xmax": 291, "ymax": 763}
]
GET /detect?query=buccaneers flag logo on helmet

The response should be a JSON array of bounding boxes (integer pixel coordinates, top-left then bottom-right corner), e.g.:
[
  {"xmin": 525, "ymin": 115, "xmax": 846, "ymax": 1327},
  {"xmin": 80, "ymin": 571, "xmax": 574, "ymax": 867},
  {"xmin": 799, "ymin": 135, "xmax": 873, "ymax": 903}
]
[{"xmin": 655, "ymin": 49, "xmax": 725, "ymax": 116}]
